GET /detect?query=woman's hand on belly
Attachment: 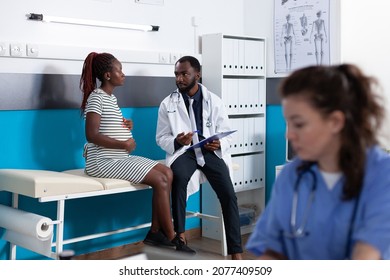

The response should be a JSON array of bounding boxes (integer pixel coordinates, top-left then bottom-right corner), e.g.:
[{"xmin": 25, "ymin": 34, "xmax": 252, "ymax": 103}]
[
  {"xmin": 123, "ymin": 138, "xmax": 136, "ymax": 153},
  {"xmin": 122, "ymin": 117, "xmax": 133, "ymax": 130}
]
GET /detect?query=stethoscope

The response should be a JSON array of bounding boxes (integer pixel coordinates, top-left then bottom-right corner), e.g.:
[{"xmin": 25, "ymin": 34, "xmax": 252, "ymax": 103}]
[
  {"xmin": 167, "ymin": 90, "xmax": 181, "ymax": 113},
  {"xmin": 285, "ymin": 165, "xmax": 361, "ymax": 256},
  {"xmin": 284, "ymin": 167, "xmax": 317, "ymax": 238},
  {"xmin": 167, "ymin": 90, "xmax": 212, "ymax": 127}
]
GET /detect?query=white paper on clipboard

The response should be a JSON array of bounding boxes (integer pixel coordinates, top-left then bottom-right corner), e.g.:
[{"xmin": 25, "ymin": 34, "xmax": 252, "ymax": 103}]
[{"xmin": 187, "ymin": 130, "xmax": 237, "ymax": 150}]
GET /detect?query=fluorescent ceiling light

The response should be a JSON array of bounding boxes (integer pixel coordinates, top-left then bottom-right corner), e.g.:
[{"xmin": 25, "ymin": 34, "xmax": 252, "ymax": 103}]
[{"xmin": 27, "ymin": 13, "xmax": 159, "ymax": 32}]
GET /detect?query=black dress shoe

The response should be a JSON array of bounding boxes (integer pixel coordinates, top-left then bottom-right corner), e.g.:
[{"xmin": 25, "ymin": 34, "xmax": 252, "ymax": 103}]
[
  {"xmin": 143, "ymin": 230, "xmax": 175, "ymax": 247},
  {"xmin": 171, "ymin": 235, "xmax": 196, "ymax": 254}
]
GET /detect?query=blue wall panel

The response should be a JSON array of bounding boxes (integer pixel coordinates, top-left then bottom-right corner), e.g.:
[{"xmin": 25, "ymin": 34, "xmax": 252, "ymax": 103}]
[
  {"xmin": 0, "ymin": 104, "xmax": 287, "ymax": 259},
  {"xmin": 265, "ymin": 105, "xmax": 287, "ymax": 202},
  {"xmin": 0, "ymin": 107, "xmax": 200, "ymax": 259}
]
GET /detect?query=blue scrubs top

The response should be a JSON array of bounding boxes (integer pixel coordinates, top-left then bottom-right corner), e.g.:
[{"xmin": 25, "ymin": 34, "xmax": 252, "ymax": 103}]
[{"xmin": 246, "ymin": 146, "xmax": 390, "ymax": 259}]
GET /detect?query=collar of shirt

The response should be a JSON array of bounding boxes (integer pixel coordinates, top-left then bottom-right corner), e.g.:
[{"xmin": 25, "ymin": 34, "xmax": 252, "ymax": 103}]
[{"xmin": 181, "ymin": 85, "xmax": 202, "ymax": 106}]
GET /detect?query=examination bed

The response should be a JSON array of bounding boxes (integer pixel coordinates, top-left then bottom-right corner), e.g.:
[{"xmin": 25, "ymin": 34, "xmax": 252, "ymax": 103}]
[{"xmin": 0, "ymin": 168, "xmax": 226, "ymax": 259}]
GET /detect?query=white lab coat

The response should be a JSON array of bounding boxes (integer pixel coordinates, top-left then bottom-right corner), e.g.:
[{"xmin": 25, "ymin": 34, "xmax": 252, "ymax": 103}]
[{"xmin": 156, "ymin": 83, "xmax": 233, "ymax": 196}]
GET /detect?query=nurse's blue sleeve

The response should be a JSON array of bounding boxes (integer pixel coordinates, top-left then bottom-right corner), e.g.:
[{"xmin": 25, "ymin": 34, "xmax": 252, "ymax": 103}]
[
  {"xmin": 246, "ymin": 165, "xmax": 294, "ymax": 257},
  {"xmin": 245, "ymin": 204, "xmax": 271, "ymax": 256},
  {"xmin": 353, "ymin": 152, "xmax": 390, "ymax": 258}
]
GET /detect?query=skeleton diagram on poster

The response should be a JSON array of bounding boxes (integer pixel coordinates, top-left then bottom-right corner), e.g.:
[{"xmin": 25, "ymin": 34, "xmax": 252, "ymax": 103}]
[{"xmin": 274, "ymin": 0, "xmax": 330, "ymax": 74}]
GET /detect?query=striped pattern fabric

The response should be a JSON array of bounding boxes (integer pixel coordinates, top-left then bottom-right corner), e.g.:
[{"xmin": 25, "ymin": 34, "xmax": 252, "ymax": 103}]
[{"xmin": 83, "ymin": 88, "xmax": 157, "ymax": 183}]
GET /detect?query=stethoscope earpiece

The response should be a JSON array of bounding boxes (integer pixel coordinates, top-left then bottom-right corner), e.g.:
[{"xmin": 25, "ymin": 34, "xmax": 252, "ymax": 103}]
[{"xmin": 167, "ymin": 91, "xmax": 181, "ymax": 113}]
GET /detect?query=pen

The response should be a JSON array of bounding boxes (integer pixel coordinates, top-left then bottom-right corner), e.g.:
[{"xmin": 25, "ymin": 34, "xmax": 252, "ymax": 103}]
[{"xmin": 192, "ymin": 130, "xmax": 200, "ymax": 134}]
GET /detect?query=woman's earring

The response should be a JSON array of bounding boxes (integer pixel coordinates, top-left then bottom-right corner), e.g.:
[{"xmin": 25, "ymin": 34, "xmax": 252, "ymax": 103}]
[{"xmin": 107, "ymin": 77, "xmax": 110, "ymax": 80}]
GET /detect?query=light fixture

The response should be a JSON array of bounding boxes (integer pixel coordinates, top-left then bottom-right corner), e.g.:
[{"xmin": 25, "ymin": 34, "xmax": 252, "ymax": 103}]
[{"xmin": 27, "ymin": 13, "xmax": 159, "ymax": 32}]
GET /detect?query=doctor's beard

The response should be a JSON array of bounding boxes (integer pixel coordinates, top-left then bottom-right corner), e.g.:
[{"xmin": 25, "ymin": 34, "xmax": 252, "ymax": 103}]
[{"xmin": 176, "ymin": 79, "xmax": 197, "ymax": 95}]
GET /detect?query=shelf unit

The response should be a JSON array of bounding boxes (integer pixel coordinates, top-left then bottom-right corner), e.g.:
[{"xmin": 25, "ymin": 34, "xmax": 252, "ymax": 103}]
[{"xmin": 201, "ymin": 33, "xmax": 266, "ymax": 241}]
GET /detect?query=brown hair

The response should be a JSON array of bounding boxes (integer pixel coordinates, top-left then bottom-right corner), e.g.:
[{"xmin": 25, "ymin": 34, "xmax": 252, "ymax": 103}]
[
  {"xmin": 279, "ymin": 64, "xmax": 385, "ymax": 200},
  {"xmin": 79, "ymin": 52, "xmax": 116, "ymax": 112}
]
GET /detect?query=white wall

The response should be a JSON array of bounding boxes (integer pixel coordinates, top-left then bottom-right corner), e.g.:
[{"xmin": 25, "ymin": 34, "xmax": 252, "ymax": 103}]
[
  {"xmin": 2, "ymin": 1, "xmax": 388, "ymax": 147},
  {"xmin": 340, "ymin": 0, "xmax": 390, "ymax": 148},
  {"xmin": 0, "ymin": 0, "xmax": 245, "ymax": 76},
  {"xmin": 243, "ymin": 0, "xmax": 275, "ymax": 77}
]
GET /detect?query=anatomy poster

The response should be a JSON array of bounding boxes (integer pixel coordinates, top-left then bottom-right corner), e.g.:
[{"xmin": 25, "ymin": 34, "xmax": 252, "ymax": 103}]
[{"xmin": 274, "ymin": 0, "xmax": 330, "ymax": 74}]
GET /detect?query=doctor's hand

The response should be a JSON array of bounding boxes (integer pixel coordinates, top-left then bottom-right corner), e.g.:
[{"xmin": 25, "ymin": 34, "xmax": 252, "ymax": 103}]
[
  {"xmin": 124, "ymin": 138, "xmax": 136, "ymax": 153},
  {"xmin": 176, "ymin": 132, "xmax": 194, "ymax": 146},
  {"xmin": 204, "ymin": 140, "xmax": 220, "ymax": 151}
]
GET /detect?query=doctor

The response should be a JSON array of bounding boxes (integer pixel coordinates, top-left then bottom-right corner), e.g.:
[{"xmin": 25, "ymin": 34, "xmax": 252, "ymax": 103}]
[{"xmin": 156, "ymin": 56, "xmax": 243, "ymax": 259}]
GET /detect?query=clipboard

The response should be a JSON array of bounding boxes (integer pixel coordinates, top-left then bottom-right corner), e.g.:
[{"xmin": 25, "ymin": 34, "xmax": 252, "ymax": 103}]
[{"xmin": 187, "ymin": 130, "xmax": 237, "ymax": 150}]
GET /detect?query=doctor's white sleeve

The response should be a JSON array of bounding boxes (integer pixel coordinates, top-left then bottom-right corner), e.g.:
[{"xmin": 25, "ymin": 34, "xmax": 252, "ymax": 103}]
[{"xmin": 156, "ymin": 102, "xmax": 176, "ymax": 155}]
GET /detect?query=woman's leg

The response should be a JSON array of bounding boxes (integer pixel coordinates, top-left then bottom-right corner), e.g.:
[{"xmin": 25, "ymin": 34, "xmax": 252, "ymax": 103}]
[{"xmin": 142, "ymin": 163, "xmax": 175, "ymax": 240}]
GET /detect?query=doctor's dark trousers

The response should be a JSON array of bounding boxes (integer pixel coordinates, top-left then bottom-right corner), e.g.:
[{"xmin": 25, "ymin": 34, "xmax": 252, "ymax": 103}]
[{"xmin": 171, "ymin": 149, "xmax": 243, "ymax": 254}]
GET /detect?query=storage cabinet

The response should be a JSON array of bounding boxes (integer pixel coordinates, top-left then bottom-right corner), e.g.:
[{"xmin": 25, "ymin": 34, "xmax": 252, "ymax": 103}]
[{"xmin": 201, "ymin": 33, "xmax": 266, "ymax": 242}]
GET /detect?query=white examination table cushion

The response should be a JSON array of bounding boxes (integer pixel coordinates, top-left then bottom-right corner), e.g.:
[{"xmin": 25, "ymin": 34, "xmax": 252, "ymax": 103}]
[
  {"xmin": 63, "ymin": 169, "xmax": 150, "ymax": 191},
  {"xmin": 0, "ymin": 169, "xmax": 103, "ymax": 198}
]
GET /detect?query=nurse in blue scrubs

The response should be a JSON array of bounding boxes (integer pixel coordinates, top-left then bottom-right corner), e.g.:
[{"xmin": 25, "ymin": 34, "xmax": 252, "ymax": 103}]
[{"xmin": 246, "ymin": 64, "xmax": 390, "ymax": 259}]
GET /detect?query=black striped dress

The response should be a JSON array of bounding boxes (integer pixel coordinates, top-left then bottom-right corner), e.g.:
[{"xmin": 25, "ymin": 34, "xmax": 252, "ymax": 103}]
[{"xmin": 84, "ymin": 88, "xmax": 157, "ymax": 183}]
